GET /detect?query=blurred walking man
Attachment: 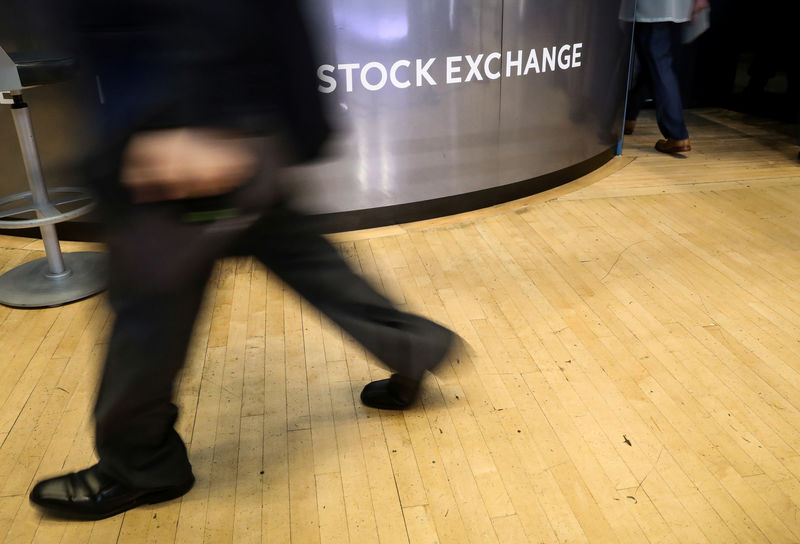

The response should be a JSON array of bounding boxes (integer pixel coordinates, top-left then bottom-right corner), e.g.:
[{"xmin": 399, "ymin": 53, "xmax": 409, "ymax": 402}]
[{"xmin": 29, "ymin": 0, "xmax": 455, "ymax": 520}]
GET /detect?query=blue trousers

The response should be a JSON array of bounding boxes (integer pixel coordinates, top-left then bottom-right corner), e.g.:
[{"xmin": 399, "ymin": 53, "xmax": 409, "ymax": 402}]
[{"xmin": 626, "ymin": 22, "xmax": 689, "ymax": 140}]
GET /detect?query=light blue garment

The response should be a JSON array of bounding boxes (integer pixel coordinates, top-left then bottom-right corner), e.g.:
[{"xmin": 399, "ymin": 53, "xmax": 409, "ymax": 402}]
[{"xmin": 635, "ymin": 0, "xmax": 693, "ymax": 23}]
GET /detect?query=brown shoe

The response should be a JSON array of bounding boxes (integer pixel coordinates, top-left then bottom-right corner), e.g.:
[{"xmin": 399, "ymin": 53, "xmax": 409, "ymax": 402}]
[
  {"xmin": 655, "ymin": 138, "xmax": 691, "ymax": 153},
  {"xmin": 624, "ymin": 120, "xmax": 636, "ymax": 135}
]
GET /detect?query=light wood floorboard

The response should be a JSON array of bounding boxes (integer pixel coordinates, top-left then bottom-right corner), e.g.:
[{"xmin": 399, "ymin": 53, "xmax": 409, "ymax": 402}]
[{"xmin": 1, "ymin": 109, "xmax": 799, "ymax": 543}]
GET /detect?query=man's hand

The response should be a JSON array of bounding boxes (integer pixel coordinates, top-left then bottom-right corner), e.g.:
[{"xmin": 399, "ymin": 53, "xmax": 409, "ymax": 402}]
[
  {"xmin": 121, "ymin": 129, "xmax": 258, "ymax": 203},
  {"xmin": 693, "ymin": 0, "xmax": 710, "ymax": 17}
]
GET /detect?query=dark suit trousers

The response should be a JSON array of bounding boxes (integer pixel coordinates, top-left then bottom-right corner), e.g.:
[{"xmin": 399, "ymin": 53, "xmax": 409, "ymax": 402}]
[
  {"xmin": 94, "ymin": 204, "xmax": 453, "ymax": 488},
  {"xmin": 626, "ymin": 22, "xmax": 689, "ymax": 140}
]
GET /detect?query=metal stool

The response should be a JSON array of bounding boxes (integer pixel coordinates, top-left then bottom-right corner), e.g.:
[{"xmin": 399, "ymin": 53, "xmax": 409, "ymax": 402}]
[{"xmin": 0, "ymin": 46, "xmax": 106, "ymax": 307}]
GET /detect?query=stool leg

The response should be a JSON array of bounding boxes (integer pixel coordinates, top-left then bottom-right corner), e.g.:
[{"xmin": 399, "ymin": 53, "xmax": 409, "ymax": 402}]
[
  {"xmin": 39, "ymin": 224, "xmax": 69, "ymax": 278},
  {"xmin": 10, "ymin": 92, "xmax": 69, "ymax": 278},
  {"xmin": 0, "ymin": 92, "xmax": 106, "ymax": 307}
]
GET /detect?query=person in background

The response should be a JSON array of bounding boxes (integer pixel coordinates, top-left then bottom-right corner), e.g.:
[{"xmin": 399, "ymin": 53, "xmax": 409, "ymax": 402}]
[
  {"xmin": 624, "ymin": 0, "xmax": 710, "ymax": 154},
  {"xmin": 28, "ymin": 0, "xmax": 456, "ymax": 521}
]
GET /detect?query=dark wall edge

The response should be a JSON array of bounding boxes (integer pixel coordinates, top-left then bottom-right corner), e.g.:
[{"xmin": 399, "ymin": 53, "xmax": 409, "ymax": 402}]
[
  {"xmin": 315, "ymin": 146, "xmax": 616, "ymax": 232},
  {"xmin": 4, "ymin": 146, "xmax": 615, "ymax": 242}
]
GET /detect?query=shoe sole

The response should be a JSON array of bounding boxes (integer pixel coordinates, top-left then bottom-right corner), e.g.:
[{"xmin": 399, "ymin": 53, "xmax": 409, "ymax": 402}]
[
  {"xmin": 655, "ymin": 141, "xmax": 691, "ymax": 154},
  {"xmin": 31, "ymin": 476, "xmax": 195, "ymax": 521}
]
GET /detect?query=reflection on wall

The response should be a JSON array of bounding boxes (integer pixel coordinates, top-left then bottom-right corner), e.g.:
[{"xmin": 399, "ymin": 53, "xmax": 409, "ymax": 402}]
[
  {"xmin": 0, "ymin": 1, "xmax": 635, "ymax": 219},
  {"xmin": 333, "ymin": 0, "xmax": 409, "ymax": 42},
  {"xmin": 295, "ymin": 0, "xmax": 635, "ymax": 215}
]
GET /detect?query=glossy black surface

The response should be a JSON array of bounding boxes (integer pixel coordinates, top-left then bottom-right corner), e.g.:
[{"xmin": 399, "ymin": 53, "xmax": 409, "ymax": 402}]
[
  {"xmin": 294, "ymin": 0, "xmax": 634, "ymax": 214},
  {"xmin": 0, "ymin": 1, "xmax": 634, "ymax": 223}
]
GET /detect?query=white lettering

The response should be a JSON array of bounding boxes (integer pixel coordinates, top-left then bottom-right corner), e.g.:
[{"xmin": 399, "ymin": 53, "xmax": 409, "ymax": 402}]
[
  {"xmin": 506, "ymin": 50, "xmax": 523, "ymax": 77},
  {"xmin": 483, "ymin": 53, "xmax": 503, "ymax": 79},
  {"xmin": 390, "ymin": 60, "xmax": 411, "ymax": 88},
  {"xmin": 485, "ymin": 52, "xmax": 501, "ymax": 79},
  {"xmin": 416, "ymin": 58, "xmax": 437, "ymax": 86},
  {"xmin": 338, "ymin": 63, "xmax": 360, "ymax": 92},
  {"xmin": 572, "ymin": 43, "xmax": 582, "ymax": 67},
  {"xmin": 542, "ymin": 47, "xmax": 556, "ymax": 72},
  {"xmin": 446, "ymin": 56, "xmax": 462, "ymax": 84},
  {"xmin": 318, "ymin": 44, "xmax": 584, "ymax": 93},
  {"xmin": 558, "ymin": 45, "xmax": 571, "ymax": 70},
  {"xmin": 523, "ymin": 50, "xmax": 539, "ymax": 75},
  {"xmin": 317, "ymin": 64, "xmax": 336, "ymax": 93},
  {"xmin": 465, "ymin": 54, "xmax": 484, "ymax": 82},
  {"xmin": 361, "ymin": 62, "xmax": 388, "ymax": 91}
]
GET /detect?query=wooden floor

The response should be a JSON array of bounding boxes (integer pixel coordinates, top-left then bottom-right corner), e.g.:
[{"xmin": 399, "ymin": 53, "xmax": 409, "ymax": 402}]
[{"xmin": 1, "ymin": 109, "xmax": 800, "ymax": 543}]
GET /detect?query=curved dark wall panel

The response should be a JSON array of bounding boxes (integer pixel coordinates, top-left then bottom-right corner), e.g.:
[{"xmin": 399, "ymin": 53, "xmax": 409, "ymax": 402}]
[
  {"xmin": 293, "ymin": 0, "xmax": 635, "ymax": 220},
  {"xmin": 0, "ymin": 1, "xmax": 634, "ymax": 236}
]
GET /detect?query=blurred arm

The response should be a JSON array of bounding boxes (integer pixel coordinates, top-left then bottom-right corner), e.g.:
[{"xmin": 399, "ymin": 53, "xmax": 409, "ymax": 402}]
[{"xmin": 121, "ymin": 129, "xmax": 257, "ymax": 203}]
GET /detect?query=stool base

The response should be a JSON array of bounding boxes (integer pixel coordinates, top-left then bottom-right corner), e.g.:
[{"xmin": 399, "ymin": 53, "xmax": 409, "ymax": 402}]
[{"xmin": 0, "ymin": 252, "xmax": 107, "ymax": 308}]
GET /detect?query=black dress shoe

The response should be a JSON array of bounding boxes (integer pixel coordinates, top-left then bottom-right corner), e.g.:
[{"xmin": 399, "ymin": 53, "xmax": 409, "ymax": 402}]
[
  {"xmin": 29, "ymin": 464, "xmax": 194, "ymax": 520},
  {"xmin": 361, "ymin": 328, "xmax": 463, "ymax": 410},
  {"xmin": 361, "ymin": 374, "xmax": 421, "ymax": 410}
]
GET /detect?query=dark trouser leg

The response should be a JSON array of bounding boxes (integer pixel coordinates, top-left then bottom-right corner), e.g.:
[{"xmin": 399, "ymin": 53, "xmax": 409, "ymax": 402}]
[
  {"xmin": 636, "ymin": 23, "xmax": 689, "ymax": 140},
  {"xmin": 240, "ymin": 207, "xmax": 453, "ymax": 378},
  {"xmin": 94, "ymin": 208, "xmax": 215, "ymax": 489},
  {"xmin": 626, "ymin": 53, "xmax": 649, "ymax": 121}
]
